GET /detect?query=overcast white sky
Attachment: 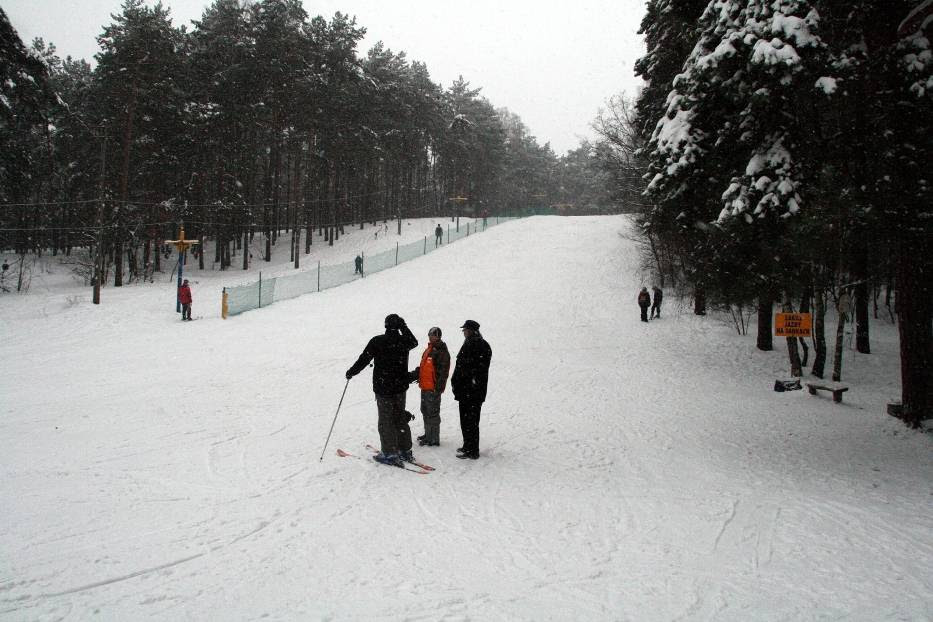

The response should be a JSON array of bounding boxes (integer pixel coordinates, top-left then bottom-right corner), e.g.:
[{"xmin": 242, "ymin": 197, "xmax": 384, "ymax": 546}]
[{"xmin": 4, "ymin": 0, "xmax": 645, "ymax": 155}]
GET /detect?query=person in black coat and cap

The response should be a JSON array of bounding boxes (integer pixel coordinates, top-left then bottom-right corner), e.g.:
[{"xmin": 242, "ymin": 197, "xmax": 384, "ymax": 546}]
[
  {"xmin": 451, "ymin": 319, "xmax": 492, "ymax": 460},
  {"xmin": 650, "ymin": 286, "xmax": 663, "ymax": 319},
  {"xmin": 346, "ymin": 313, "xmax": 418, "ymax": 466}
]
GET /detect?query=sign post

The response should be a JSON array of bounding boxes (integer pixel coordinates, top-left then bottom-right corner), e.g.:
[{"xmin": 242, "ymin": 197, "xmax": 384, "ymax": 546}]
[
  {"xmin": 448, "ymin": 196, "xmax": 468, "ymax": 232},
  {"xmin": 166, "ymin": 225, "xmax": 199, "ymax": 313}
]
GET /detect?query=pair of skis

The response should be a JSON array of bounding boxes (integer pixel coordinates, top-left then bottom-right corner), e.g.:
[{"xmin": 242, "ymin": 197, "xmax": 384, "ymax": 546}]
[{"xmin": 336, "ymin": 444, "xmax": 435, "ymax": 475}]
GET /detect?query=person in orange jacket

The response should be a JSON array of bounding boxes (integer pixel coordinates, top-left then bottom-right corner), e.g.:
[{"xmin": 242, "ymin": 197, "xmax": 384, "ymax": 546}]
[
  {"xmin": 412, "ymin": 326, "xmax": 451, "ymax": 446},
  {"xmin": 178, "ymin": 279, "xmax": 193, "ymax": 321}
]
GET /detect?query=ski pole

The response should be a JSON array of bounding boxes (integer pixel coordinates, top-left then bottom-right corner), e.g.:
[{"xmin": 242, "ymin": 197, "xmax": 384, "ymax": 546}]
[{"xmin": 319, "ymin": 378, "xmax": 350, "ymax": 461}]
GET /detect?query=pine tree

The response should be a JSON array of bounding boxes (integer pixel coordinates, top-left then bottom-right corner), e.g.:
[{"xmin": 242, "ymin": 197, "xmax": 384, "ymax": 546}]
[
  {"xmin": 643, "ymin": 0, "xmax": 830, "ymax": 338},
  {"xmin": 94, "ymin": 0, "xmax": 187, "ymax": 285},
  {"xmin": 0, "ymin": 9, "xmax": 59, "ymax": 253}
]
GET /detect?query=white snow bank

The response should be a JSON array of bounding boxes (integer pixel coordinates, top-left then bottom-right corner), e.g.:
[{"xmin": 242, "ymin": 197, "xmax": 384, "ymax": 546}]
[{"xmin": 0, "ymin": 216, "xmax": 930, "ymax": 620}]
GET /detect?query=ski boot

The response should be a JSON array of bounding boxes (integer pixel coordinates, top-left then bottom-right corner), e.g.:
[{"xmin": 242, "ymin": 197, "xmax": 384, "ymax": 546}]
[{"xmin": 373, "ymin": 452, "xmax": 404, "ymax": 467}]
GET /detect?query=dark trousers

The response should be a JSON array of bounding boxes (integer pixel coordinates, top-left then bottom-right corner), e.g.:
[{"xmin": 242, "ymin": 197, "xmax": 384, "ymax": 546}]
[
  {"xmin": 640, "ymin": 305, "xmax": 649, "ymax": 322},
  {"xmin": 650, "ymin": 302, "xmax": 661, "ymax": 319},
  {"xmin": 420, "ymin": 390, "xmax": 441, "ymax": 444},
  {"xmin": 458, "ymin": 399, "xmax": 483, "ymax": 454},
  {"xmin": 375, "ymin": 392, "xmax": 411, "ymax": 455},
  {"xmin": 182, "ymin": 303, "xmax": 192, "ymax": 320},
  {"xmin": 435, "ymin": 235, "xmax": 442, "ymax": 247}
]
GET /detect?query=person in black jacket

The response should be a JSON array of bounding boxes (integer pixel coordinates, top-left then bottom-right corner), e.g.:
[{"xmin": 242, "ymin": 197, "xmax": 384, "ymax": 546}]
[
  {"xmin": 650, "ymin": 286, "xmax": 663, "ymax": 319},
  {"xmin": 451, "ymin": 319, "xmax": 492, "ymax": 460},
  {"xmin": 346, "ymin": 314, "xmax": 418, "ymax": 466}
]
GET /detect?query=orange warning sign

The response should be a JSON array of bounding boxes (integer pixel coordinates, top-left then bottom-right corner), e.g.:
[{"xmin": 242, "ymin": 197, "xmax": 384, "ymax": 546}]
[{"xmin": 775, "ymin": 313, "xmax": 812, "ymax": 337}]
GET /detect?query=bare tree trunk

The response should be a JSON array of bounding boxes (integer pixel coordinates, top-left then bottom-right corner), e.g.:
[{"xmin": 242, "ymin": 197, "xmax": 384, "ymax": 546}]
[
  {"xmin": 694, "ymin": 286, "xmax": 706, "ymax": 316},
  {"xmin": 293, "ymin": 145, "xmax": 302, "ymax": 269},
  {"xmin": 799, "ymin": 286, "xmax": 811, "ymax": 368},
  {"xmin": 647, "ymin": 233, "xmax": 664, "ymax": 287},
  {"xmin": 885, "ymin": 275, "xmax": 895, "ymax": 323},
  {"xmin": 127, "ymin": 244, "xmax": 137, "ymax": 282},
  {"xmin": 242, "ymin": 228, "xmax": 249, "ymax": 270},
  {"xmin": 328, "ymin": 163, "xmax": 336, "ymax": 247},
  {"xmin": 832, "ymin": 295, "xmax": 847, "ymax": 382},
  {"xmin": 114, "ymin": 81, "xmax": 137, "ymax": 288},
  {"xmin": 143, "ymin": 238, "xmax": 151, "ymax": 281},
  {"xmin": 895, "ymin": 236, "xmax": 932, "ymax": 426},
  {"xmin": 92, "ymin": 136, "xmax": 107, "ymax": 304},
  {"xmin": 854, "ymin": 282, "xmax": 870, "ymax": 354},
  {"xmin": 757, "ymin": 294, "xmax": 773, "ymax": 351},
  {"xmin": 783, "ymin": 292, "xmax": 802, "ymax": 377},
  {"xmin": 851, "ymin": 227, "xmax": 871, "ymax": 354},
  {"xmin": 812, "ymin": 287, "xmax": 827, "ymax": 378}
]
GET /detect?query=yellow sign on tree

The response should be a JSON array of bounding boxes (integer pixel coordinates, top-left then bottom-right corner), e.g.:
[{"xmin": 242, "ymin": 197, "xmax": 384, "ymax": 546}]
[{"xmin": 775, "ymin": 312, "xmax": 812, "ymax": 337}]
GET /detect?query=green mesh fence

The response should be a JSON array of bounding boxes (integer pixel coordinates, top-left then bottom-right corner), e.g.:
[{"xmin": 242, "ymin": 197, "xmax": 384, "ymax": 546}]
[{"xmin": 223, "ymin": 217, "xmax": 519, "ymax": 317}]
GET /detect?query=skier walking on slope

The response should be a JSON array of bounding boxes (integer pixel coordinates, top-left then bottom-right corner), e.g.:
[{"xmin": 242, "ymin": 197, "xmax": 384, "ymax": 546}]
[
  {"xmin": 413, "ymin": 327, "xmax": 451, "ymax": 446},
  {"xmin": 638, "ymin": 287, "xmax": 651, "ymax": 322},
  {"xmin": 451, "ymin": 320, "xmax": 492, "ymax": 460},
  {"xmin": 345, "ymin": 314, "xmax": 418, "ymax": 466},
  {"xmin": 178, "ymin": 279, "xmax": 193, "ymax": 321},
  {"xmin": 435, "ymin": 224, "xmax": 443, "ymax": 247}
]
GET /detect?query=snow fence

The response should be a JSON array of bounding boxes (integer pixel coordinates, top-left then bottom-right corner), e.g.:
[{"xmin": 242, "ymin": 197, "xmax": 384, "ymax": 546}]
[{"xmin": 222, "ymin": 216, "xmax": 520, "ymax": 317}]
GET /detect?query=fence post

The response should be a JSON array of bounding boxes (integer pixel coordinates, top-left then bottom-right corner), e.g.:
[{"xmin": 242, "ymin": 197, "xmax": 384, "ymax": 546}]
[
  {"xmin": 258, "ymin": 272, "xmax": 262, "ymax": 308},
  {"xmin": 423, "ymin": 236, "xmax": 427, "ymax": 255},
  {"xmin": 362, "ymin": 251, "xmax": 365, "ymax": 277},
  {"xmin": 395, "ymin": 242, "xmax": 399, "ymax": 266},
  {"xmin": 317, "ymin": 260, "xmax": 321, "ymax": 292},
  {"xmin": 222, "ymin": 288, "xmax": 228, "ymax": 319}
]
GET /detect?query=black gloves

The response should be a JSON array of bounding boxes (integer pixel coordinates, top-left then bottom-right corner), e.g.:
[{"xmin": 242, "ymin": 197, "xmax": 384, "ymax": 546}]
[
  {"xmin": 408, "ymin": 367, "xmax": 420, "ymax": 383},
  {"xmin": 345, "ymin": 370, "xmax": 353, "ymax": 380}
]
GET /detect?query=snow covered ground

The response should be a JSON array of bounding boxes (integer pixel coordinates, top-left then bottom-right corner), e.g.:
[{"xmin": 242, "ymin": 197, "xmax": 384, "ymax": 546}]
[{"xmin": 1, "ymin": 215, "xmax": 930, "ymax": 621}]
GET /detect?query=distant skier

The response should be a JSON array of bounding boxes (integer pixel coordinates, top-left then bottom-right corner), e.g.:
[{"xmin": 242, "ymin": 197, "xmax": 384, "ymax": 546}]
[
  {"xmin": 413, "ymin": 327, "xmax": 451, "ymax": 446},
  {"xmin": 435, "ymin": 224, "xmax": 443, "ymax": 247},
  {"xmin": 650, "ymin": 286, "xmax": 663, "ymax": 319},
  {"xmin": 354, "ymin": 254, "xmax": 363, "ymax": 275},
  {"xmin": 178, "ymin": 279, "xmax": 193, "ymax": 321},
  {"xmin": 345, "ymin": 314, "xmax": 418, "ymax": 467},
  {"xmin": 638, "ymin": 287, "xmax": 651, "ymax": 322},
  {"xmin": 451, "ymin": 320, "xmax": 492, "ymax": 460}
]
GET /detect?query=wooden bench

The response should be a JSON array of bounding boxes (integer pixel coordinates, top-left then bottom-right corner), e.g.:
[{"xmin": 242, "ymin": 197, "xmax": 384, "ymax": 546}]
[{"xmin": 806, "ymin": 383, "xmax": 849, "ymax": 403}]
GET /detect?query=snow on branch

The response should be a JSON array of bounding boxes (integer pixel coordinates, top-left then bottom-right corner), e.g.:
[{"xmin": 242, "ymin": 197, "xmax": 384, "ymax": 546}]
[{"xmin": 720, "ymin": 134, "xmax": 801, "ymax": 222}]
